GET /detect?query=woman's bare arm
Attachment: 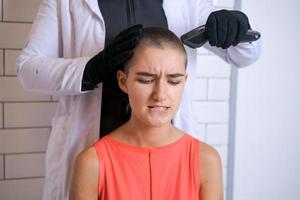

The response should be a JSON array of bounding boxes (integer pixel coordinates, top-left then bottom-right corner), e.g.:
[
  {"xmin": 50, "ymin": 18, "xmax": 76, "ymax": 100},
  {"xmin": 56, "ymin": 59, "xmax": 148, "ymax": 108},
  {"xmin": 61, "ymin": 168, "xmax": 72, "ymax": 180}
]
[
  {"xmin": 199, "ymin": 142, "xmax": 223, "ymax": 200},
  {"xmin": 70, "ymin": 147, "xmax": 99, "ymax": 200}
]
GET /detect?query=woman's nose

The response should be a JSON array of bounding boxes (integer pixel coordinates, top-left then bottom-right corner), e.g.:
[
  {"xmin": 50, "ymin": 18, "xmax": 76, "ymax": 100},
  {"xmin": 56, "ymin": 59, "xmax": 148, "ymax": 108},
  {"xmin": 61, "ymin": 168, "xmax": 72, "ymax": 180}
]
[{"xmin": 151, "ymin": 79, "xmax": 167, "ymax": 101}]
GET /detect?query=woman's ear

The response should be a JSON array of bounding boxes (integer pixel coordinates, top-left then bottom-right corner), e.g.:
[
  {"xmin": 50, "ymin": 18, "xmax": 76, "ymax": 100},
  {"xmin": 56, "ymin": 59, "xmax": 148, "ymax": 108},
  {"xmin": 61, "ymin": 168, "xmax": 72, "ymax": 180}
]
[{"xmin": 117, "ymin": 70, "xmax": 128, "ymax": 93}]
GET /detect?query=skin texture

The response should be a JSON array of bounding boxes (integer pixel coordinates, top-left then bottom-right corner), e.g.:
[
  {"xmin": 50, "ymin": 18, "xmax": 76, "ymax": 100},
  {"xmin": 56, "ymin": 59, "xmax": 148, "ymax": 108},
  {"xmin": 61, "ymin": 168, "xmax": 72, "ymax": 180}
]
[{"xmin": 70, "ymin": 44, "xmax": 223, "ymax": 200}]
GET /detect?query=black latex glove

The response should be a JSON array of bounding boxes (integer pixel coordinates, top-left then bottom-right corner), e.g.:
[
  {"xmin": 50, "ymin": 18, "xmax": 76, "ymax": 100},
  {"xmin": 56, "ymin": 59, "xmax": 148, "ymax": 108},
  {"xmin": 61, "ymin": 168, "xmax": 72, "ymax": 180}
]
[
  {"xmin": 81, "ymin": 24, "xmax": 143, "ymax": 91},
  {"xmin": 205, "ymin": 10, "xmax": 251, "ymax": 49}
]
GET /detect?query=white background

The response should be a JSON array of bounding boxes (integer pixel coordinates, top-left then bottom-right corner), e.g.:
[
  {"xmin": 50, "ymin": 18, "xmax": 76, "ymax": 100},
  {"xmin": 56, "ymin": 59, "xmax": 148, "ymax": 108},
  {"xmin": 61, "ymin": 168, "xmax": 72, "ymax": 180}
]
[{"xmin": 233, "ymin": 0, "xmax": 300, "ymax": 199}]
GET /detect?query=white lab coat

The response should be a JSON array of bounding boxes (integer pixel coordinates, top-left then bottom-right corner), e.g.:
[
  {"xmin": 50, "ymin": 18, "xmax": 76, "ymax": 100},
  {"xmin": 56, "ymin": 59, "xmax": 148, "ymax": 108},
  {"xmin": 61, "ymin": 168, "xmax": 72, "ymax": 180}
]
[{"xmin": 16, "ymin": 0, "xmax": 261, "ymax": 199}]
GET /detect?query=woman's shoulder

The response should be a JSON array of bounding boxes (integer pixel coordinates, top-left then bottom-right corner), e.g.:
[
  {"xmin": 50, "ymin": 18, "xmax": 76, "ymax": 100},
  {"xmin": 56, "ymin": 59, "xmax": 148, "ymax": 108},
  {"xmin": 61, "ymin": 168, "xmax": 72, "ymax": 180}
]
[
  {"xmin": 196, "ymin": 142, "xmax": 223, "ymax": 198},
  {"xmin": 199, "ymin": 141, "xmax": 221, "ymax": 167},
  {"xmin": 71, "ymin": 147, "xmax": 99, "ymax": 198},
  {"xmin": 76, "ymin": 146, "xmax": 99, "ymax": 171},
  {"xmin": 198, "ymin": 141, "xmax": 222, "ymax": 189},
  {"xmin": 183, "ymin": 134, "xmax": 221, "ymax": 166}
]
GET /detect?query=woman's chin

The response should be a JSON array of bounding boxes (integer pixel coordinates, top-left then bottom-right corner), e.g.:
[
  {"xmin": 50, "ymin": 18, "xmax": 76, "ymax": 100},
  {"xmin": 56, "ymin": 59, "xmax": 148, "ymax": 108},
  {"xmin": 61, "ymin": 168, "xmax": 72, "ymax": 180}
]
[{"xmin": 144, "ymin": 117, "xmax": 171, "ymax": 128}]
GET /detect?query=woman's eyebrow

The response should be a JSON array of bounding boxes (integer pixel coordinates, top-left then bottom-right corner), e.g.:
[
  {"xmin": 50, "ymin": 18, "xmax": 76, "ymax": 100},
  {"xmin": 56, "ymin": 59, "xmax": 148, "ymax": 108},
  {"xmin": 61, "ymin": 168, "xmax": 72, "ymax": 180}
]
[
  {"xmin": 136, "ymin": 72, "xmax": 157, "ymax": 77},
  {"xmin": 166, "ymin": 73, "xmax": 185, "ymax": 78},
  {"xmin": 136, "ymin": 72, "xmax": 185, "ymax": 78}
]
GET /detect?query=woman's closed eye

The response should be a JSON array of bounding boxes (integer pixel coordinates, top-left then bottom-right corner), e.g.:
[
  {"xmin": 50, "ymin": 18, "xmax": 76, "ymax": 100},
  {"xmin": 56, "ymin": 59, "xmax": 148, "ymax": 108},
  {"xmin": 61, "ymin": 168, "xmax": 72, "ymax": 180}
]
[
  {"xmin": 168, "ymin": 80, "xmax": 181, "ymax": 85},
  {"xmin": 137, "ymin": 78, "xmax": 182, "ymax": 85},
  {"xmin": 137, "ymin": 79, "xmax": 154, "ymax": 84}
]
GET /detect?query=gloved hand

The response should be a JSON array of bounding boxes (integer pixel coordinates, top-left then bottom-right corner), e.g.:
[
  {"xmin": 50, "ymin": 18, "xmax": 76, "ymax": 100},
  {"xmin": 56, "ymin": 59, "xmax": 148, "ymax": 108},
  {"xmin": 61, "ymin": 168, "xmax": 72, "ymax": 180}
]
[
  {"xmin": 81, "ymin": 24, "xmax": 143, "ymax": 91},
  {"xmin": 205, "ymin": 10, "xmax": 251, "ymax": 49}
]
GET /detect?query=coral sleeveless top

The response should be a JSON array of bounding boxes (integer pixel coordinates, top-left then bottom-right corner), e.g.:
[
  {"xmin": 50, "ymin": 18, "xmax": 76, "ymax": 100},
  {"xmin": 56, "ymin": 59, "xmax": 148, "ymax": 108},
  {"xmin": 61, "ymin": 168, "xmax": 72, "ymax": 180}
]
[{"xmin": 93, "ymin": 134, "xmax": 200, "ymax": 200}]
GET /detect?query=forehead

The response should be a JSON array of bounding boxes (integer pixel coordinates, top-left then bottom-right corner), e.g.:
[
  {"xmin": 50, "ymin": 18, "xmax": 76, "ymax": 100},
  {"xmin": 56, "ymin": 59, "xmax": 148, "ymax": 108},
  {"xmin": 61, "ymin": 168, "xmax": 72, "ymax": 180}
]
[{"xmin": 126, "ymin": 44, "xmax": 186, "ymax": 73}]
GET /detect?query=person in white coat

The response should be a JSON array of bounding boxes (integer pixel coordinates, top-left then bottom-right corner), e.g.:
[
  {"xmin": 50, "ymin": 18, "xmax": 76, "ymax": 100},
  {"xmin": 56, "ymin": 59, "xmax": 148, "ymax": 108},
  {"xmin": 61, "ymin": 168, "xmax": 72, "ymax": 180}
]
[{"xmin": 16, "ymin": 0, "xmax": 261, "ymax": 199}]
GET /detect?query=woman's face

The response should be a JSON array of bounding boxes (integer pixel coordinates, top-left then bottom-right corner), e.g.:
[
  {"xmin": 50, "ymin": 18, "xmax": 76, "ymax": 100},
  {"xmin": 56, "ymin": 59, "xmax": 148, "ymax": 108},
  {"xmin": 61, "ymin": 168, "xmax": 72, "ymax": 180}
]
[{"xmin": 117, "ymin": 44, "xmax": 187, "ymax": 127}]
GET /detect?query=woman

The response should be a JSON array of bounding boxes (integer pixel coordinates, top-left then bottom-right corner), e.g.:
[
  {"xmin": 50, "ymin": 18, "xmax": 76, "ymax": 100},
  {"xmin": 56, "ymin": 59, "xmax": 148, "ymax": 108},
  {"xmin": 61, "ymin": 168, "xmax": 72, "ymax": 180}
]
[{"xmin": 70, "ymin": 27, "xmax": 223, "ymax": 200}]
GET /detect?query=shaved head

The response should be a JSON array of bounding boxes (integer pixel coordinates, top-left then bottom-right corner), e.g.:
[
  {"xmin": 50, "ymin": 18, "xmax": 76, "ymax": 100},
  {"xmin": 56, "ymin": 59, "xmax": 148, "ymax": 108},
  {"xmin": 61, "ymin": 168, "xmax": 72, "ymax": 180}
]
[{"xmin": 123, "ymin": 27, "xmax": 187, "ymax": 73}]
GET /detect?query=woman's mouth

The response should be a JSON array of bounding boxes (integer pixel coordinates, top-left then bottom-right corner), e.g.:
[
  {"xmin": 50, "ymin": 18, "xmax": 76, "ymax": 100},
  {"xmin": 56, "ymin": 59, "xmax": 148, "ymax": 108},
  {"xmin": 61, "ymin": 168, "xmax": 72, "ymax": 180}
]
[{"xmin": 148, "ymin": 105, "xmax": 170, "ymax": 111}]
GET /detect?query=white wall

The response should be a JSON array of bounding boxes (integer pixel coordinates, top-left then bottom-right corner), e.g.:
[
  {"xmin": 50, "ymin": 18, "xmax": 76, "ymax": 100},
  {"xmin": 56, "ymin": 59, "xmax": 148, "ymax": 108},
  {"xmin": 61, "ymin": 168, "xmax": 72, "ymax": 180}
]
[
  {"xmin": 0, "ymin": 1, "xmax": 52, "ymax": 200},
  {"xmin": 233, "ymin": 0, "xmax": 300, "ymax": 200}
]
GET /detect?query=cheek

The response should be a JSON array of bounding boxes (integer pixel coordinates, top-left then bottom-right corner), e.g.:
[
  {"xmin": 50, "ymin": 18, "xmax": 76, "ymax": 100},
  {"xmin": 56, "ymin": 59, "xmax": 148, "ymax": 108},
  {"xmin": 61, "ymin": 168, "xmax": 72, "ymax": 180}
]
[
  {"xmin": 170, "ymin": 85, "xmax": 185, "ymax": 105},
  {"xmin": 170, "ymin": 86, "xmax": 184, "ymax": 112},
  {"xmin": 127, "ymin": 83, "xmax": 148, "ymax": 107}
]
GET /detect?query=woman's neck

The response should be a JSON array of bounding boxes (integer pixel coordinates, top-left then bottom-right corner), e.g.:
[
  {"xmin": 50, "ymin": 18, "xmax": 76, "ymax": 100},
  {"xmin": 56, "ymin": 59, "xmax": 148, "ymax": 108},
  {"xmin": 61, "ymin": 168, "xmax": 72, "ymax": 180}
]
[{"xmin": 112, "ymin": 118, "xmax": 182, "ymax": 148}]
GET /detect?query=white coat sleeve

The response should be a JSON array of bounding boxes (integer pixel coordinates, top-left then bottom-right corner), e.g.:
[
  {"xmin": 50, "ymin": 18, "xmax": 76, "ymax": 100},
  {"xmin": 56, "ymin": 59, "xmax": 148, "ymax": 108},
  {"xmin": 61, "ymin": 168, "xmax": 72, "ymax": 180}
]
[
  {"xmin": 16, "ymin": 0, "xmax": 91, "ymax": 96},
  {"xmin": 188, "ymin": 0, "xmax": 261, "ymax": 67}
]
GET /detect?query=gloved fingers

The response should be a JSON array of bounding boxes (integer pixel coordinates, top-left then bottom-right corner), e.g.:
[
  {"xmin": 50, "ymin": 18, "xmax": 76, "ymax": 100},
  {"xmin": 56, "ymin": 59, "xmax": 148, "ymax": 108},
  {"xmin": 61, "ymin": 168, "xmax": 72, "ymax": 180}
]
[
  {"xmin": 234, "ymin": 20, "xmax": 248, "ymax": 46},
  {"xmin": 112, "ymin": 36, "xmax": 140, "ymax": 55},
  {"xmin": 232, "ymin": 22, "xmax": 240, "ymax": 46},
  {"xmin": 222, "ymin": 19, "xmax": 238, "ymax": 49},
  {"xmin": 108, "ymin": 24, "xmax": 143, "ymax": 57},
  {"xmin": 216, "ymin": 15, "xmax": 228, "ymax": 48},
  {"xmin": 114, "ymin": 24, "xmax": 143, "ymax": 43},
  {"xmin": 206, "ymin": 10, "xmax": 251, "ymax": 48},
  {"xmin": 206, "ymin": 14, "xmax": 218, "ymax": 46},
  {"xmin": 83, "ymin": 26, "xmax": 142, "ymax": 87},
  {"xmin": 231, "ymin": 11, "xmax": 250, "ymax": 46},
  {"xmin": 109, "ymin": 51, "xmax": 133, "ymax": 67}
]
